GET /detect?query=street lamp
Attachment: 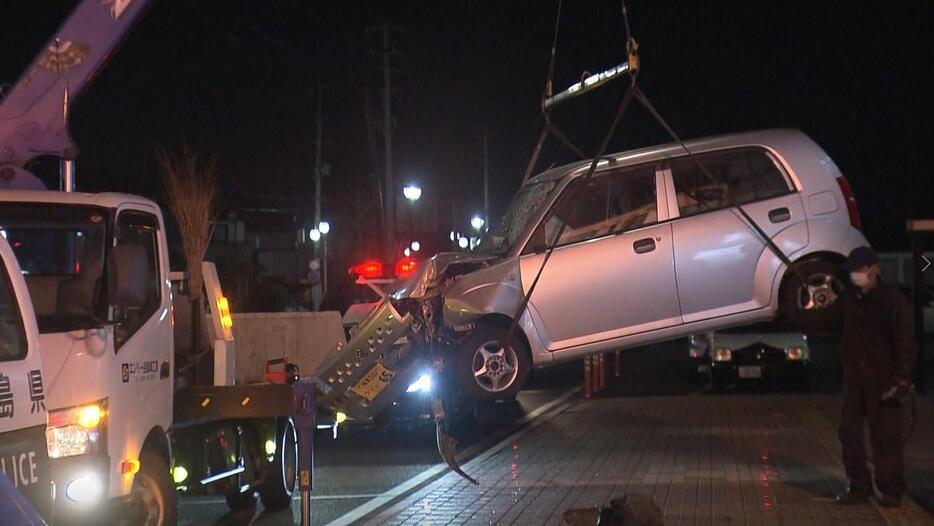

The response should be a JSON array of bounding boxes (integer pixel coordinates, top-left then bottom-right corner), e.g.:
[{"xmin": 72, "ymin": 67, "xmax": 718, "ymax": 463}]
[
  {"xmin": 458, "ymin": 236, "xmax": 469, "ymax": 249},
  {"xmin": 403, "ymin": 183, "xmax": 422, "ymax": 202},
  {"xmin": 411, "ymin": 240, "xmax": 421, "ymax": 252},
  {"xmin": 470, "ymin": 215, "xmax": 485, "ymax": 231},
  {"xmin": 309, "ymin": 228, "xmax": 322, "ymax": 242},
  {"xmin": 318, "ymin": 220, "xmax": 330, "ymax": 235}
]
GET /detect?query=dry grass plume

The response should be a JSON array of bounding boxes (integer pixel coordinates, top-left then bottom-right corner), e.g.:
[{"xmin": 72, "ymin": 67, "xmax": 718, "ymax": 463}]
[{"xmin": 157, "ymin": 145, "xmax": 218, "ymax": 299}]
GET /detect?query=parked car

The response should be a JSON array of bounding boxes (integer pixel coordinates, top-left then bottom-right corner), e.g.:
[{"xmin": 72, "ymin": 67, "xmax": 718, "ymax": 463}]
[
  {"xmin": 390, "ymin": 129, "xmax": 868, "ymax": 400},
  {"xmin": 691, "ymin": 323, "xmax": 811, "ymax": 392}
]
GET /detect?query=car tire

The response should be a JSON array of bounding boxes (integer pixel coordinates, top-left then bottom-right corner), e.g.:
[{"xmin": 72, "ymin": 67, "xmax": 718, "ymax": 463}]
[
  {"xmin": 456, "ymin": 324, "xmax": 530, "ymax": 401},
  {"xmin": 133, "ymin": 451, "xmax": 178, "ymax": 526},
  {"xmin": 779, "ymin": 259, "xmax": 844, "ymax": 329},
  {"xmin": 259, "ymin": 418, "xmax": 298, "ymax": 511}
]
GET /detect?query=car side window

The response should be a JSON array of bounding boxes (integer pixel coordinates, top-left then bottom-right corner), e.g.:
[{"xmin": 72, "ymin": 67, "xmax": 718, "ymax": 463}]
[
  {"xmin": 525, "ymin": 166, "xmax": 657, "ymax": 253},
  {"xmin": 0, "ymin": 258, "xmax": 27, "ymax": 362},
  {"xmin": 670, "ymin": 149, "xmax": 791, "ymax": 217},
  {"xmin": 111, "ymin": 212, "xmax": 161, "ymax": 350}
]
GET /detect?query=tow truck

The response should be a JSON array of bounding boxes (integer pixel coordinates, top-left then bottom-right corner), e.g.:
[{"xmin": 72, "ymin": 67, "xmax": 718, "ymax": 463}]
[{"xmin": 1, "ymin": 2, "xmax": 317, "ymax": 523}]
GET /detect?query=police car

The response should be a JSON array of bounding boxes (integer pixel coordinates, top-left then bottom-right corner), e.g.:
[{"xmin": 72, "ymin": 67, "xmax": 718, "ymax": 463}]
[{"xmin": 0, "ymin": 234, "xmax": 52, "ymax": 521}]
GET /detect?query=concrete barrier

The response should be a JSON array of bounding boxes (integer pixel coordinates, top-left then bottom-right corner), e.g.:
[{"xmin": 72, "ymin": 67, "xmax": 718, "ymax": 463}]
[{"xmin": 232, "ymin": 311, "xmax": 346, "ymax": 384}]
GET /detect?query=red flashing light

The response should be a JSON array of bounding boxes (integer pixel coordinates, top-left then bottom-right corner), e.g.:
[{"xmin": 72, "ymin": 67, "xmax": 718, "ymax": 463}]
[
  {"xmin": 395, "ymin": 258, "xmax": 418, "ymax": 277},
  {"xmin": 349, "ymin": 260, "xmax": 383, "ymax": 279},
  {"xmin": 836, "ymin": 176, "xmax": 861, "ymax": 230}
]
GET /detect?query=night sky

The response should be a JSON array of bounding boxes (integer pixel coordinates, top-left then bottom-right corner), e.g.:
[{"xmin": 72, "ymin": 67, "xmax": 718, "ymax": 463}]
[{"xmin": 2, "ymin": 1, "xmax": 932, "ymax": 253}]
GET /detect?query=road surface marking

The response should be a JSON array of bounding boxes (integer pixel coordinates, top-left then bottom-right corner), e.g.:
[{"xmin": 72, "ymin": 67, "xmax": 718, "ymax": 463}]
[
  {"xmin": 181, "ymin": 492, "xmax": 384, "ymax": 505},
  {"xmin": 326, "ymin": 387, "xmax": 581, "ymax": 526}
]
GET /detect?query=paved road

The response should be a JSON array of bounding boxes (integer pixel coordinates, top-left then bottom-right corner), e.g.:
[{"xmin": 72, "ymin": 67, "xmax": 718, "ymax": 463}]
[
  {"xmin": 178, "ymin": 363, "xmax": 582, "ymax": 525},
  {"xmin": 178, "ymin": 335, "xmax": 932, "ymax": 525}
]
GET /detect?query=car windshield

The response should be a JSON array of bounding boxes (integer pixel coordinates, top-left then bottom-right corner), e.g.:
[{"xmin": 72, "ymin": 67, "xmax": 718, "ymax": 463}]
[
  {"xmin": 474, "ymin": 179, "xmax": 558, "ymax": 255},
  {"xmin": 0, "ymin": 204, "xmax": 108, "ymax": 333}
]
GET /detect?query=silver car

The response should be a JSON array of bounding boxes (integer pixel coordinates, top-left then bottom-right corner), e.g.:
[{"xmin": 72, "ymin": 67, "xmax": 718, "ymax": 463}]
[{"xmin": 392, "ymin": 129, "xmax": 867, "ymax": 400}]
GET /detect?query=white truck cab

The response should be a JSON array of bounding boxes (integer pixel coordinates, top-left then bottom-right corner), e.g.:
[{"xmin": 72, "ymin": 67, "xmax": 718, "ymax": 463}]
[
  {"xmin": 0, "ymin": 190, "xmax": 175, "ymax": 521},
  {"xmin": 0, "ymin": 232, "xmax": 53, "ymax": 521}
]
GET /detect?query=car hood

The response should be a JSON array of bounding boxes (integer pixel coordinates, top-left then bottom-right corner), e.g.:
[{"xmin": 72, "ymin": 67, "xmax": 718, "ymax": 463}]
[{"xmin": 391, "ymin": 252, "xmax": 500, "ymax": 300}]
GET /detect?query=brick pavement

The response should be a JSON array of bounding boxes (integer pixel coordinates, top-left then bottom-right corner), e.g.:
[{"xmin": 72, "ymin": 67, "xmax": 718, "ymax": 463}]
[{"xmin": 359, "ymin": 394, "xmax": 934, "ymax": 525}]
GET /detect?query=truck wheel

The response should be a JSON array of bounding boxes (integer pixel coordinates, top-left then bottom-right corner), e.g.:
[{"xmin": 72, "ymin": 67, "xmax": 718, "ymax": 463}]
[
  {"xmin": 259, "ymin": 418, "xmax": 298, "ymax": 511},
  {"xmin": 779, "ymin": 259, "xmax": 844, "ymax": 328},
  {"xmin": 133, "ymin": 451, "xmax": 177, "ymax": 526},
  {"xmin": 456, "ymin": 324, "xmax": 530, "ymax": 401}
]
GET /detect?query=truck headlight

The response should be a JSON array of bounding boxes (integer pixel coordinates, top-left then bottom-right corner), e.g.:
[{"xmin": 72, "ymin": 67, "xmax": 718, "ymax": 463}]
[
  {"xmin": 47, "ymin": 400, "xmax": 107, "ymax": 459},
  {"xmin": 65, "ymin": 473, "xmax": 104, "ymax": 503}
]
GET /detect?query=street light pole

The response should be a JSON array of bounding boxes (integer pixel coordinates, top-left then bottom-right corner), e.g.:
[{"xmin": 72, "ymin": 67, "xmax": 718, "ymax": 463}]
[
  {"xmin": 315, "ymin": 85, "xmax": 323, "ymax": 226},
  {"xmin": 482, "ymin": 127, "xmax": 489, "ymax": 228}
]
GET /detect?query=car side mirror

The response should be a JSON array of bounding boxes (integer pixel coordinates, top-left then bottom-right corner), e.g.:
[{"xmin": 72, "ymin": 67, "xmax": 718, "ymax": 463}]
[{"xmin": 108, "ymin": 244, "xmax": 148, "ymax": 310}]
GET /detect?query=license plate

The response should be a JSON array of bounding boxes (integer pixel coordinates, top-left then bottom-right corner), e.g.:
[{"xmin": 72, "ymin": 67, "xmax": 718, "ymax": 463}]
[
  {"xmin": 350, "ymin": 363, "xmax": 396, "ymax": 402},
  {"xmin": 738, "ymin": 366, "xmax": 762, "ymax": 379}
]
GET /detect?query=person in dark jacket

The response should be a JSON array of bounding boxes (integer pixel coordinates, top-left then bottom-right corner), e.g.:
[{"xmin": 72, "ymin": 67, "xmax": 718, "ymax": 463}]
[{"xmin": 803, "ymin": 246, "xmax": 916, "ymax": 507}]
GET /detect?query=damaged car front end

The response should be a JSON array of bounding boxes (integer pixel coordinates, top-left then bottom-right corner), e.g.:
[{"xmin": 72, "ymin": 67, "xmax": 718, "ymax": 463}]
[{"xmin": 313, "ymin": 177, "xmax": 562, "ymax": 483}]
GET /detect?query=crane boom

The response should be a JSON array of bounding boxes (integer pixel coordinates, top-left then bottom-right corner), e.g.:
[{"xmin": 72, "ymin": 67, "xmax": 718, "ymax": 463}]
[{"xmin": 0, "ymin": 0, "xmax": 151, "ymax": 166}]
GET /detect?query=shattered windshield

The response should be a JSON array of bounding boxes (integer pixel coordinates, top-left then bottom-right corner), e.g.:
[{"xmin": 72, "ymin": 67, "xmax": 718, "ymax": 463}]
[
  {"xmin": 0, "ymin": 204, "xmax": 108, "ymax": 333},
  {"xmin": 474, "ymin": 179, "xmax": 558, "ymax": 255}
]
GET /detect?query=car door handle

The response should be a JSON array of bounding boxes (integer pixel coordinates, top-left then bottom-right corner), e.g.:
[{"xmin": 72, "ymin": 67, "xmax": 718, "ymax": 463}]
[
  {"xmin": 633, "ymin": 238, "xmax": 656, "ymax": 254},
  {"xmin": 768, "ymin": 207, "xmax": 791, "ymax": 223}
]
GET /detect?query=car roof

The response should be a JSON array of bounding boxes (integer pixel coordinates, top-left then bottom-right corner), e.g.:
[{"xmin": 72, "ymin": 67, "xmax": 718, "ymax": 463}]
[{"xmin": 527, "ymin": 128, "xmax": 817, "ymax": 184}]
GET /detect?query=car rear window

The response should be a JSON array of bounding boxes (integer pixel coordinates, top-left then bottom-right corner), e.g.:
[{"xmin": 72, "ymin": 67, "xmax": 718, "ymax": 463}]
[{"xmin": 670, "ymin": 148, "xmax": 792, "ymax": 217}]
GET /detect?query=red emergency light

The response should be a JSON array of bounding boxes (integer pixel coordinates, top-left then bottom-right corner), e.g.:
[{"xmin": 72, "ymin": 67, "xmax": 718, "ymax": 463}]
[
  {"xmin": 349, "ymin": 260, "xmax": 384, "ymax": 280},
  {"xmin": 395, "ymin": 258, "xmax": 418, "ymax": 277}
]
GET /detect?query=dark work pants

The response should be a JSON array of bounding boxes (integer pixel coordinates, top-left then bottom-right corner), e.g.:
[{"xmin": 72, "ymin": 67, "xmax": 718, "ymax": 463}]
[{"xmin": 839, "ymin": 379, "xmax": 905, "ymax": 497}]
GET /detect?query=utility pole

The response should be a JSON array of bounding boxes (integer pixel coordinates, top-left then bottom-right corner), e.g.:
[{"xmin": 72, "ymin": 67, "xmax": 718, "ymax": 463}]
[
  {"xmin": 380, "ymin": 23, "xmax": 395, "ymax": 259},
  {"xmin": 366, "ymin": 23, "xmax": 404, "ymax": 259},
  {"xmin": 312, "ymin": 85, "xmax": 326, "ymax": 311},
  {"xmin": 482, "ymin": 127, "xmax": 489, "ymax": 228}
]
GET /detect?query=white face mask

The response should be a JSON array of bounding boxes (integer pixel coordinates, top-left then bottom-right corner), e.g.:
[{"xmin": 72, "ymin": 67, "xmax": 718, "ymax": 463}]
[{"xmin": 850, "ymin": 271, "xmax": 870, "ymax": 287}]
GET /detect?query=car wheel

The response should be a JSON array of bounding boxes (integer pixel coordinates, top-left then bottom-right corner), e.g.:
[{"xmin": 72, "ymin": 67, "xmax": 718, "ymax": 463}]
[
  {"xmin": 132, "ymin": 451, "xmax": 178, "ymax": 526},
  {"xmin": 456, "ymin": 324, "xmax": 530, "ymax": 401},
  {"xmin": 780, "ymin": 259, "xmax": 845, "ymax": 327},
  {"xmin": 259, "ymin": 418, "xmax": 298, "ymax": 511}
]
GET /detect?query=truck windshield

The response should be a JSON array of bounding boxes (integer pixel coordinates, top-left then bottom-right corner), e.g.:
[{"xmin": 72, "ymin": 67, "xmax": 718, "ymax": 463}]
[
  {"xmin": 0, "ymin": 204, "xmax": 108, "ymax": 333},
  {"xmin": 474, "ymin": 179, "xmax": 558, "ymax": 256}
]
